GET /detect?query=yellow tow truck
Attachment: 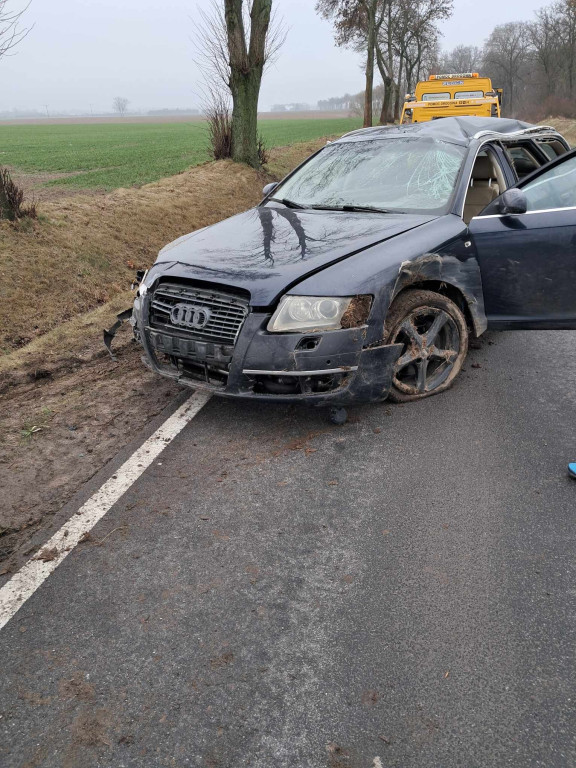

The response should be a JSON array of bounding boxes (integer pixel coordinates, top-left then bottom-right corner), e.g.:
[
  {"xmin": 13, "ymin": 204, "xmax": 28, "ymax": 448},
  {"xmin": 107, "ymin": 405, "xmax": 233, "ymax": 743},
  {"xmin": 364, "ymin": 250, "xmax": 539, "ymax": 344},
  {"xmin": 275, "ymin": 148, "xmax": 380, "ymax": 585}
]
[{"xmin": 401, "ymin": 73, "xmax": 502, "ymax": 124}]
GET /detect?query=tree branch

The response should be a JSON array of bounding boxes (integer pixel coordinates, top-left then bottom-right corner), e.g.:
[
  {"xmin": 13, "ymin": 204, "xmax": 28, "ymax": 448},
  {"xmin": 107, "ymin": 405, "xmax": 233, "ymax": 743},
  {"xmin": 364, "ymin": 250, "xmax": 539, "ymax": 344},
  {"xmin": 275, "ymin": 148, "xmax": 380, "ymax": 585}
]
[{"xmin": 0, "ymin": 0, "xmax": 33, "ymax": 59}]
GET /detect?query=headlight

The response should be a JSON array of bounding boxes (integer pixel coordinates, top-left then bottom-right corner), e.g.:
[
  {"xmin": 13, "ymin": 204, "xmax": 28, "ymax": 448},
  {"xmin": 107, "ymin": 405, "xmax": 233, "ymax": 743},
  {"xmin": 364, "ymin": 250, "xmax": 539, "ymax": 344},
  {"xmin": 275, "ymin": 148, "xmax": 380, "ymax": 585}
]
[{"xmin": 267, "ymin": 295, "xmax": 372, "ymax": 333}]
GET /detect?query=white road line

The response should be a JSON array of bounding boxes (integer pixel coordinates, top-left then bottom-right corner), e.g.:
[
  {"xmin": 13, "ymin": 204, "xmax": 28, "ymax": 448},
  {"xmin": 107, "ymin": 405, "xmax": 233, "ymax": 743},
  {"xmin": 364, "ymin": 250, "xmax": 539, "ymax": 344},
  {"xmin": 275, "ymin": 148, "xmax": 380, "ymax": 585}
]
[{"xmin": 0, "ymin": 391, "xmax": 212, "ymax": 631}]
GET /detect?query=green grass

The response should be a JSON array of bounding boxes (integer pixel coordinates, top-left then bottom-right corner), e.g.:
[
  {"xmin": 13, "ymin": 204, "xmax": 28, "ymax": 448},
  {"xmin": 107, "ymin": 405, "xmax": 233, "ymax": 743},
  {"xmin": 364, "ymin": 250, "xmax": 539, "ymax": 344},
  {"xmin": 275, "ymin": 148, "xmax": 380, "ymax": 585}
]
[{"xmin": 0, "ymin": 117, "xmax": 362, "ymax": 191}]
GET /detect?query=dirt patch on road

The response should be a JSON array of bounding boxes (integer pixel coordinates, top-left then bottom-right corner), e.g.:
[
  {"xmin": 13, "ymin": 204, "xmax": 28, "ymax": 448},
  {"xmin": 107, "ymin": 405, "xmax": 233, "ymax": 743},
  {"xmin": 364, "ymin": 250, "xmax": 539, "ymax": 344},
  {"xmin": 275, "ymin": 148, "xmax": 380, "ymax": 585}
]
[
  {"xmin": 67, "ymin": 707, "xmax": 112, "ymax": 750},
  {"xmin": 0, "ymin": 321, "xmax": 180, "ymax": 569},
  {"xmin": 58, "ymin": 675, "xmax": 96, "ymax": 702}
]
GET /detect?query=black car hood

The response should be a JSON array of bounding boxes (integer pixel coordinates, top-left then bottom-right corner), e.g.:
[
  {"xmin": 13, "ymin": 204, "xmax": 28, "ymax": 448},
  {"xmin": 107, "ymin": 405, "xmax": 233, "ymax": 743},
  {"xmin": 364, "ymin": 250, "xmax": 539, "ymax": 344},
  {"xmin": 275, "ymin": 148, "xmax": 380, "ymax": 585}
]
[{"xmin": 153, "ymin": 205, "xmax": 436, "ymax": 305}]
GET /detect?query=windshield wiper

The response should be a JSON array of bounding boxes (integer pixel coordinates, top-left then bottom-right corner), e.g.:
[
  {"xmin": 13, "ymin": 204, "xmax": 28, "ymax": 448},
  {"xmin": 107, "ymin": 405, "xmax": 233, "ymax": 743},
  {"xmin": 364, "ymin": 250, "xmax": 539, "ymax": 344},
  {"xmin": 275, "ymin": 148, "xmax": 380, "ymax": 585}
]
[
  {"xmin": 268, "ymin": 198, "xmax": 406, "ymax": 214},
  {"xmin": 269, "ymin": 197, "xmax": 306, "ymax": 209},
  {"xmin": 309, "ymin": 204, "xmax": 404, "ymax": 214},
  {"xmin": 341, "ymin": 204, "xmax": 404, "ymax": 214}
]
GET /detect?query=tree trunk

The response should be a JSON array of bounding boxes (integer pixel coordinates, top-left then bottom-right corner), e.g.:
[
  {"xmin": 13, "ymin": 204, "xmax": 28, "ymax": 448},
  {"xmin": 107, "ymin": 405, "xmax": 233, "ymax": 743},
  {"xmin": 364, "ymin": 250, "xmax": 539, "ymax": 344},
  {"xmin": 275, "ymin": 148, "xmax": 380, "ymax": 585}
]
[
  {"xmin": 507, "ymin": 70, "xmax": 514, "ymax": 113},
  {"xmin": 380, "ymin": 76, "xmax": 392, "ymax": 124},
  {"xmin": 375, "ymin": 44, "xmax": 392, "ymax": 124},
  {"xmin": 364, "ymin": 50, "xmax": 374, "ymax": 127},
  {"xmin": 230, "ymin": 70, "xmax": 262, "ymax": 167},
  {"xmin": 225, "ymin": 0, "xmax": 272, "ymax": 168},
  {"xmin": 363, "ymin": 0, "xmax": 378, "ymax": 128},
  {"xmin": 393, "ymin": 58, "xmax": 404, "ymax": 122}
]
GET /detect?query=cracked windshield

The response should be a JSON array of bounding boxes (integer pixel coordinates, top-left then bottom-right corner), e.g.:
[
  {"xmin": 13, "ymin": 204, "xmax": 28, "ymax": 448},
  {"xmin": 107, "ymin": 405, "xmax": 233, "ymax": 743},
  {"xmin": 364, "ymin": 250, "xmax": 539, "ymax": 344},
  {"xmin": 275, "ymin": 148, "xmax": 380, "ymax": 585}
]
[{"xmin": 275, "ymin": 138, "xmax": 466, "ymax": 214}]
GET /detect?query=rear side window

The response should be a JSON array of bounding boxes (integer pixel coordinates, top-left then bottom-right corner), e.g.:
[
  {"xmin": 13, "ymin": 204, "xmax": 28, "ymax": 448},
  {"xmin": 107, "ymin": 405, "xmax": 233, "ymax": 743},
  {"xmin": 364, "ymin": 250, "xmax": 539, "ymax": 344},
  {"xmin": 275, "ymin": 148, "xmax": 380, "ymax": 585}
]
[
  {"xmin": 523, "ymin": 154, "xmax": 576, "ymax": 211},
  {"xmin": 537, "ymin": 142, "xmax": 557, "ymax": 161},
  {"xmin": 505, "ymin": 146, "xmax": 541, "ymax": 179},
  {"xmin": 536, "ymin": 140, "xmax": 567, "ymax": 161},
  {"xmin": 421, "ymin": 92, "xmax": 450, "ymax": 101}
]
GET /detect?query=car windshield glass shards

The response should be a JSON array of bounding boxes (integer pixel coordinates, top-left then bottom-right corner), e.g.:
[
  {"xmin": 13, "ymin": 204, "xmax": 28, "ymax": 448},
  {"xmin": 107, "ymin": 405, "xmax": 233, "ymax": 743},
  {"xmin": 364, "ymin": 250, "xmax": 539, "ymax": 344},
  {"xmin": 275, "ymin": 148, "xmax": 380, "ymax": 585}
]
[{"xmin": 274, "ymin": 138, "xmax": 466, "ymax": 215}]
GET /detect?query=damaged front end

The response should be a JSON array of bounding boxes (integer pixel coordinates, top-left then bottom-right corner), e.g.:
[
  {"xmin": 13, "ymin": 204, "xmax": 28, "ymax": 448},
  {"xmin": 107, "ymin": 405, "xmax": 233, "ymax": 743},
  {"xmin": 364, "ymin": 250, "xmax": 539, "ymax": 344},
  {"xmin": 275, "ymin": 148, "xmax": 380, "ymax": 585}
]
[{"xmin": 108, "ymin": 271, "xmax": 403, "ymax": 407}]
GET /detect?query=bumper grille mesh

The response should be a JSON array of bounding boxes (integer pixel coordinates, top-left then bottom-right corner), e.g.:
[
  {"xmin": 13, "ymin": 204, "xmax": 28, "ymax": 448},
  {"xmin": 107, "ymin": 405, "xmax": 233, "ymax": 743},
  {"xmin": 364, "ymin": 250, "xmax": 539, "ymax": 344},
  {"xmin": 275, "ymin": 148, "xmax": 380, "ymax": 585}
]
[{"xmin": 150, "ymin": 282, "xmax": 249, "ymax": 345}]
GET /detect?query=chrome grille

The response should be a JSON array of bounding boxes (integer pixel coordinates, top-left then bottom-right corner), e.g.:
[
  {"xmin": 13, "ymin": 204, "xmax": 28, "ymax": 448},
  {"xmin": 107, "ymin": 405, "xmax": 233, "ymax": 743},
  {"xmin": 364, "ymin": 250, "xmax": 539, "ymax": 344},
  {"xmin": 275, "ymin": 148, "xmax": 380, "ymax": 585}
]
[{"xmin": 149, "ymin": 282, "xmax": 249, "ymax": 345}]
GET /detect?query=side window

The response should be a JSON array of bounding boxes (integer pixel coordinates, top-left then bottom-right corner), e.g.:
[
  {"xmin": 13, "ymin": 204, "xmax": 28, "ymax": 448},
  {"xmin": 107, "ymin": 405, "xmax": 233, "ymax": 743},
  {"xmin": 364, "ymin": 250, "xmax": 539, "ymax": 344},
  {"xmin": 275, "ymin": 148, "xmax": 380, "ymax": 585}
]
[
  {"xmin": 523, "ymin": 154, "xmax": 576, "ymax": 212},
  {"xmin": 505, "ymin": 145, "xmax": 541, "ymax": 179},
  {"xmin": 536, "ymin": 141, "xmax": 559, "ymax": 162},
  {"xmin": 536, "ymin": 139, "xmax": 567, "ymax": 160}
]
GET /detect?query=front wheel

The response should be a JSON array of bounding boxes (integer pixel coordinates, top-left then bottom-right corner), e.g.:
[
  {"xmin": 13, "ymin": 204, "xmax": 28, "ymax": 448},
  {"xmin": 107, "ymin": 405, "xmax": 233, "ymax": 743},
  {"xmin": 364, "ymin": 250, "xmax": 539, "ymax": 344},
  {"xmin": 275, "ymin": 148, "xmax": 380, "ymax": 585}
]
[{"xmin": 384, "ymin": 289, "xmax": 469, "ymax": 403}]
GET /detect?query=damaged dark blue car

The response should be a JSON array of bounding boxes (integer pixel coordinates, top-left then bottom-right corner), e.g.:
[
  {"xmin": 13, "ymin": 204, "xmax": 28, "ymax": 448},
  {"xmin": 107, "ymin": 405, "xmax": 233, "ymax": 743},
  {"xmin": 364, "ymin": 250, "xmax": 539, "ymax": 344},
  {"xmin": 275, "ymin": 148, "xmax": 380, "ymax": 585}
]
[{"xmin": 127, "ymin": 117, "xmax": 576, "ymax": 419}]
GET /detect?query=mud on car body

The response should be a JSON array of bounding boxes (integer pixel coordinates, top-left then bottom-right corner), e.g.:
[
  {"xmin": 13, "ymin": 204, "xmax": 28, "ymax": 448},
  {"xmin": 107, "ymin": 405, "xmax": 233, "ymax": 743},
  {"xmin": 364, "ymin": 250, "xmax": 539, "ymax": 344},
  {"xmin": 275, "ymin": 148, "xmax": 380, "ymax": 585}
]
[{"xmin": 127, "ymin": 117, "xmax": 576, "ymax": 411}]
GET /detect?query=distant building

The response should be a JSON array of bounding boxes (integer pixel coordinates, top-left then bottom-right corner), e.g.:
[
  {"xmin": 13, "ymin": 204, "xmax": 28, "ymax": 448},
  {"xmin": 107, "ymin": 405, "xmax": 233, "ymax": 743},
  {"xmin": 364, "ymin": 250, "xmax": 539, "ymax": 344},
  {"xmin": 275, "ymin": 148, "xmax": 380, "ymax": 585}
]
[{"xmin": 270, "ymin": 103, "xmax": 312, "ymax": 112}]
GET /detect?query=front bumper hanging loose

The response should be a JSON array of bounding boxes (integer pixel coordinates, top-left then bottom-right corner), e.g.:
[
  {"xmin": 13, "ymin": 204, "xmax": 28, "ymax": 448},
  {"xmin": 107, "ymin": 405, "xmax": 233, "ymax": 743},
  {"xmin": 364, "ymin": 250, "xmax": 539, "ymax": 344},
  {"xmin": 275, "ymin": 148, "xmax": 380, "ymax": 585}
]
[
  {"xmin": 103, "ymin": 308, "xmax": 134, "ymax": 361},
  {"xmin": 106, "ymin": 299, "xmax": 403, "ymax": 406}
]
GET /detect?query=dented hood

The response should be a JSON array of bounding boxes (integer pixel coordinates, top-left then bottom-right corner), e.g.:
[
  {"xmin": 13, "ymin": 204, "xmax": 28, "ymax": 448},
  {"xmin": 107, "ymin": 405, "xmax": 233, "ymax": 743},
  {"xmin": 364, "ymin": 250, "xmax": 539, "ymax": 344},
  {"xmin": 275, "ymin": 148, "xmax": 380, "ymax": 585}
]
[{"xmin": 153, "ymin": 205, "xmax": 435, "ymax": 305}]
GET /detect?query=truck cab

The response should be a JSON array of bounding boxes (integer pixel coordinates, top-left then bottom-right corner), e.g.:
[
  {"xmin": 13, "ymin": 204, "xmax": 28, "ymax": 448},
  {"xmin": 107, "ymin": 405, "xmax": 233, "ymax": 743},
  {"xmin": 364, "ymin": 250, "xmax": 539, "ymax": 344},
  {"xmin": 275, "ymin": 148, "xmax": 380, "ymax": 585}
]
[{"xmin": 402, "ymin": 73, "xmax": 501, "ymax": 124}]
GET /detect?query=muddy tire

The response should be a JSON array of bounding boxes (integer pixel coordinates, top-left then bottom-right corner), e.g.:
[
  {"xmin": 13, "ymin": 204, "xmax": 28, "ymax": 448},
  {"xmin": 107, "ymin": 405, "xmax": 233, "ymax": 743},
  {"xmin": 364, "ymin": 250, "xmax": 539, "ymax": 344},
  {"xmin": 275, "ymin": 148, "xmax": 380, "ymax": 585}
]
[{"xmin": 384, "ymin": 289, "xmax": 468, "ymax": 403}]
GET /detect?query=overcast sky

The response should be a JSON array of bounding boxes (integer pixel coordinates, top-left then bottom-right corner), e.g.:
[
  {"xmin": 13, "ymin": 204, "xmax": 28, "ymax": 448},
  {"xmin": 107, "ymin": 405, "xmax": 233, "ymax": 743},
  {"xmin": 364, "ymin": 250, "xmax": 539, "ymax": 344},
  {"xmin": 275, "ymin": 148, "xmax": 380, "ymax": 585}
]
[{"xmin": 1, "ymin": 0, "xmax": 548, "ymax": 113}]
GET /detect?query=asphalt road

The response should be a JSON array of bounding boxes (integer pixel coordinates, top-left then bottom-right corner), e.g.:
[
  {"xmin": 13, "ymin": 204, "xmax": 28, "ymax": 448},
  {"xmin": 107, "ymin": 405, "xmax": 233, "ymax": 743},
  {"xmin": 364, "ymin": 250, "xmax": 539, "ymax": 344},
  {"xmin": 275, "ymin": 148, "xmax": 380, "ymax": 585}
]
[{"xmin": 2, "ymin": 329, "xmax": 576, "ymax": 768}]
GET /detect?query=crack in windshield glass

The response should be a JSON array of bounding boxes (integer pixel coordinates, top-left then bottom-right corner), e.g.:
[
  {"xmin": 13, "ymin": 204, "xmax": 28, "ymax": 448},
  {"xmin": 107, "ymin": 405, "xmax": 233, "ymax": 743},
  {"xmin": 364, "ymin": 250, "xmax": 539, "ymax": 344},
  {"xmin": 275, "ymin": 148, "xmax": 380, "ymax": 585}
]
[{"xmin": 270, "ymin": 139, "xmax": 465, "ymax": 215}]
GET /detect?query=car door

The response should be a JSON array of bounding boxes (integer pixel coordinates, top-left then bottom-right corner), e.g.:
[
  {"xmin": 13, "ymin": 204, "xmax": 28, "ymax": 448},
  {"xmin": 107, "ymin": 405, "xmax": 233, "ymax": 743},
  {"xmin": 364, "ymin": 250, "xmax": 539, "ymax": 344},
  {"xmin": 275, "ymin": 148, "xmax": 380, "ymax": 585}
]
[{"xmin": 468, "ymin": 148, "xmax": 576, "ymax": 329}]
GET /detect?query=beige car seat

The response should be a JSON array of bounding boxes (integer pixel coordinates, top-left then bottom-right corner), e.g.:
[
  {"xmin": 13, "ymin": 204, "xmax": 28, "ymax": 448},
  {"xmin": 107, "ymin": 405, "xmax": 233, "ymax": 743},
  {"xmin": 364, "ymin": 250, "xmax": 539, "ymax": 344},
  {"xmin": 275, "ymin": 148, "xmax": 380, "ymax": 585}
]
[{"xmin": 464, "ymin": 155, "xmax": 501, "ymax": 223}]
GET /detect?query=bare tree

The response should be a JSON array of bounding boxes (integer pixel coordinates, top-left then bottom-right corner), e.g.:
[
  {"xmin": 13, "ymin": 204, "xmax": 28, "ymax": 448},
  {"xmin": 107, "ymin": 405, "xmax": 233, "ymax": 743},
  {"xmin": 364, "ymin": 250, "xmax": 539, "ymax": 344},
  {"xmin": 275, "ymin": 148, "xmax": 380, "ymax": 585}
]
[
  {"xmin": 195, "ymin": 1, "xmax": 285, "ymax": 168},
  {"xmin": 0, "ymin": 0, "xmax": 32, "ymax": 60},
  {"xmin": 392, "ymin": 0, "xmax": 451, "ymax": 116},
  {"xmin": 318, "ymin": 1, "xmax": 450, "ymax": 127},
  {"xmin": 529, "ymin": 7, "xmax": 563, "ymax": 96},
  {"xmin": 438, "ymin": 44, "xmax": 483, "ymax": 74},
  {"xmin": 316, "ymin": 0, "xmax": 384, "ymax": 128},
  {"xmin": 554, "ymin": 0, "xmax": 576, "ymax": 96},
  {"xmin": 327, "ymin": 0, "xmax": 576, "ymax": 121},
  {"xmin": 372, "ymin": 0, "xmax": 450, "ymax": 123},
  {"xmin": 318, "ymin": 92, "xmax": 355, "ymax": 110},
  {"xmin": 113, "ymin": 96, "xmax": 129, "ymax": 116},
  {"xmin": 484, "ymin": 22, "xmax": 531, "ymax": 113}
]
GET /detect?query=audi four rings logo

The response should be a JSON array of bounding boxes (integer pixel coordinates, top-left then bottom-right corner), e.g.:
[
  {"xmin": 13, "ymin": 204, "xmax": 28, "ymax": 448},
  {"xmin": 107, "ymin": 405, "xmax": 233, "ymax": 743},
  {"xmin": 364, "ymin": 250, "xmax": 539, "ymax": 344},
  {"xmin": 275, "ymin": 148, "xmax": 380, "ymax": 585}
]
[{"xmin": 170, "ymin": 303, "xmax": 212, "ymax": 329}]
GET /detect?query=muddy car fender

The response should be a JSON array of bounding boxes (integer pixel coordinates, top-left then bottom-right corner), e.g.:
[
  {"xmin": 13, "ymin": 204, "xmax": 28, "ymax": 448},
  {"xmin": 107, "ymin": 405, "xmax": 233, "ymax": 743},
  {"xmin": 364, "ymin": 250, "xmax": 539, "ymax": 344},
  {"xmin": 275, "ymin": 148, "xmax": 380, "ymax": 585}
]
[{"xmin": 290, "ymin": 215, "xmax": 487, "ymax": 344}]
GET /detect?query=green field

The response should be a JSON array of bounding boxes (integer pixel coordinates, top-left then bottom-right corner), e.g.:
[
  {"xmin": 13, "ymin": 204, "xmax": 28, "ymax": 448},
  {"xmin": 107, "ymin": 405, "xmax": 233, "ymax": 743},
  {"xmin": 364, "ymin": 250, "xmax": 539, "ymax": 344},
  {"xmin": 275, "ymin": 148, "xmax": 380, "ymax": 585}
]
[{"xmin": 0, "ymin": 117, "xmax": 362, "ymax": 191}]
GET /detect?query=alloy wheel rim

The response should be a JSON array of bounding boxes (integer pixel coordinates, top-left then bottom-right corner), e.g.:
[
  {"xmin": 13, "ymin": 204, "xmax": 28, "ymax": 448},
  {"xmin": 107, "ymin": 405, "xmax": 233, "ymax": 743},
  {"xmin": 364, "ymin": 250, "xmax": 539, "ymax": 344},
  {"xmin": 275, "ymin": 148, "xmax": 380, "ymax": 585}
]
[{"xmin": 391, "ymin": 307, "xmax": 460, "ymax": 396}]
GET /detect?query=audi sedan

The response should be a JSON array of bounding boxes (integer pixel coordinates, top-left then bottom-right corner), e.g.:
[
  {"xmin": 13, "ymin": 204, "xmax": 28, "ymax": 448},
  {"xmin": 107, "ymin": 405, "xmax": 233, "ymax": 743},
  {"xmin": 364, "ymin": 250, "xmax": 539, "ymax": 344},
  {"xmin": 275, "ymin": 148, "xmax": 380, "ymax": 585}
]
[{"xmin": 127, "ymin": 117, "xmax": 575, "ymax": 415}]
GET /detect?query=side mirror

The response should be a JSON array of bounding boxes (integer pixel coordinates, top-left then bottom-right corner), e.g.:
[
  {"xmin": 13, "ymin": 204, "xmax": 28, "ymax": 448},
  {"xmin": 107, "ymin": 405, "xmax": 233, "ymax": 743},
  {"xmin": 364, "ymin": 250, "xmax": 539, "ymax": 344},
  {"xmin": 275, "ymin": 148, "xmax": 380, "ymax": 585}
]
[
  {"xmin": 499, "ymin": 188, "xmax": 527, "ymax": 215},
  {"xmin": 262, "ymin": 182, "xmax": 278, "ymax": 198}
]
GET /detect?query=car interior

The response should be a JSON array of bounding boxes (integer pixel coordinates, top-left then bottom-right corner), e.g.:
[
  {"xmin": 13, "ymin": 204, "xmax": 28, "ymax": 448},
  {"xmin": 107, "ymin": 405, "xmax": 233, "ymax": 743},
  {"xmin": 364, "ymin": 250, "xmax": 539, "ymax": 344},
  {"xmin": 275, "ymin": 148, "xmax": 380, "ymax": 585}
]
[{"xmin": 463, "ymin": 151, "xmax": 506, "ymax": 222}]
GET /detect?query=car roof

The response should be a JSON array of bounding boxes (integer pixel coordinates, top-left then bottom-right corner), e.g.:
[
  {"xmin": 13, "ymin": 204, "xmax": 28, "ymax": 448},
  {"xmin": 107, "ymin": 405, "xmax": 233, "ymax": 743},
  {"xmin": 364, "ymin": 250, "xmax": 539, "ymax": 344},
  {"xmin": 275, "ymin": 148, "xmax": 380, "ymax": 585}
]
[{"xmin": 337, "ymin": 117, "xmax": 561, "ymax": 147}]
